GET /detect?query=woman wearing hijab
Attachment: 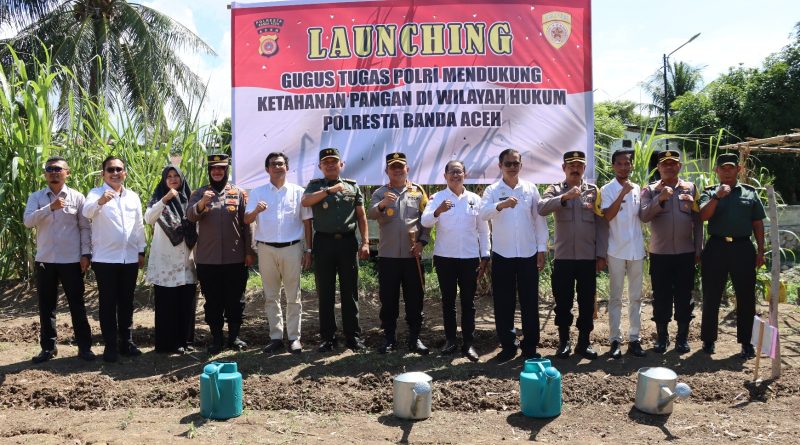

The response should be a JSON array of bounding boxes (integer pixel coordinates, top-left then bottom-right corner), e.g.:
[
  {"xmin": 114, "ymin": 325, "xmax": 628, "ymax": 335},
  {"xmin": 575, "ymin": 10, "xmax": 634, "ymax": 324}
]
[{"xmin": 145, "ymin": 165, "xmax": 198, "ymax": 354}]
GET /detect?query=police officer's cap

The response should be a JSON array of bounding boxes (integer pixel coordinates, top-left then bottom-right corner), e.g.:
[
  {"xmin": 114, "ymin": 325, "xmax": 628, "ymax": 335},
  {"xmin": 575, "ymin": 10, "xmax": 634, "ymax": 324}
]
[
  {"xmin": 716, "ymin": 153, "xmax": 739, "ymax": 167},
  {"xmin": 319, "ymin": 148, "xmax": 341, "ymax": 161},
  {"xmin": 657, "ymin": 150, "xmax": 681, "ymax": 163},
  {"xmin": 563, "ymin": 151, "xmax": 586, "ymax": 164},
  {"xmin": 207, "ymin": 154, "xmax": 229, "ymax": 166},
  {"xmin": 386, "ymin": 152, "xmax": 407, "ymax": 166}
]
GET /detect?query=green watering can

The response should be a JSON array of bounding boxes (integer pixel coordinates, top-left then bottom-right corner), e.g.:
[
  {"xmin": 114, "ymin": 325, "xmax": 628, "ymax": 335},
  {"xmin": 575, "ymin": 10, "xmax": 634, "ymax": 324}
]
[{"xmin": 200, "ymin": 362, "xmax": 243, "ymax": 420}]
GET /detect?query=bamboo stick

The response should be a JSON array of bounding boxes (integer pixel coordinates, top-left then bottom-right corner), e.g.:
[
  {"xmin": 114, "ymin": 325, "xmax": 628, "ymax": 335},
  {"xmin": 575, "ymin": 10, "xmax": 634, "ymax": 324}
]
[{"xmin": 767, "ymin": 186, "xmax": 782, "ymax": 379}]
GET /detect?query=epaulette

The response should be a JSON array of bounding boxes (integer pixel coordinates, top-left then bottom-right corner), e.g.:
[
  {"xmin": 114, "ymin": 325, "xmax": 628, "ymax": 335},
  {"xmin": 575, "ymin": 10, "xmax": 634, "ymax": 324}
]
[
  {"xmin": 342, "ymin": 178, "xmax": 357, "ymax": 185},
  {"xmin": 704, "ymin": 184, "xmax": 718, "ymax": 191},
  {"xmin": 741, "ymin": 183, "xmax": 756, "ymax": 191},
  {"xmin": 585, "ymin": 182, "xmax": 599, "ymax": 190},
  {"xmin": 308, "ymin": 178, "xmax": 325, "ymax": 185}
]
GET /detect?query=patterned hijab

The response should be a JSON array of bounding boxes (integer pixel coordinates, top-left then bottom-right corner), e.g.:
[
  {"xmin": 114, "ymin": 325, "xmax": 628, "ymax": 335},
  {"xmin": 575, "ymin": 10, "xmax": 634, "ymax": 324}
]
[{"xmin": 148, "ymin": 165, "xmax": 198, "ymax": 249}]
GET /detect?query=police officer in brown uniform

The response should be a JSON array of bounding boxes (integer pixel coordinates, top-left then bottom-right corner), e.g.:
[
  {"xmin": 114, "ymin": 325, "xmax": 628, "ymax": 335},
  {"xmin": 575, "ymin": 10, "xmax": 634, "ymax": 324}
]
[
  {"xmin": 538, "ymin": 151, "xmax": 608, "ymax": 360},
  {"xmin": 639, "ymin": 150, "xmax": 703, "ymax": 353},
  {"xmin": 698, "ymin": 153, "xmax": 766, "ymax": 359},
  {"xmin": 187, "ymin": 154, "xmax": 256, "ymax": 354},
  {"xmin": 302, "ymin": 148, "xmax": 370, "ymax": 353},
  {"xmin": 368, "ymin": 152, "xmax": 431, "ymax": 354}
]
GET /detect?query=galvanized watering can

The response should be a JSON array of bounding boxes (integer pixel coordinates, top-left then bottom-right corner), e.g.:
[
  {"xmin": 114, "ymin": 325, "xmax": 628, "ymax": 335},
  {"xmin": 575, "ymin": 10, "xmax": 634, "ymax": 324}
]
[
  {"xmin": 200, "ymin": 362, "xmax": 243, "ymax": 420},
  {"xmin": 519, "ymin": 358, "xmax": 562, "ymax": 418},
  {"xmin": 393, "ymin": 372, "xmax": 432, "ymax": 420},
  {"xmin": 634, "ymin": 367, "xmax": 691, "ymax": 415}
]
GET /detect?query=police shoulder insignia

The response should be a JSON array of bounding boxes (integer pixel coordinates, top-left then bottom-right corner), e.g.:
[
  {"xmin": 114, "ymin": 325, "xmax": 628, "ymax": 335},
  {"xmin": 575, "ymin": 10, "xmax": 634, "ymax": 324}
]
[
  {"xmin": 741, "ymin": 183, "xmax": 756, "ymax": 191},
  {"xmin": 704, "ymin": 184, "xmax": 719, "ymax": 191},
  {"xmin": 343, "ymin": 178, "xmax": 357, "ymax": 185}
]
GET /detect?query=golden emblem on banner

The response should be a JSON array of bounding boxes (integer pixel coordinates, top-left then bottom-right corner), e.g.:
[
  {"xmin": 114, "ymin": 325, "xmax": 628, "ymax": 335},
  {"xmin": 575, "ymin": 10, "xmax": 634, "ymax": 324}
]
[
  {"xmin": 543, "ymin": 11, "xmax": 572, "ymax": 49},
  {"xmin": 259, "ymin": 34, "xmax": 279, "ymax": 57}
]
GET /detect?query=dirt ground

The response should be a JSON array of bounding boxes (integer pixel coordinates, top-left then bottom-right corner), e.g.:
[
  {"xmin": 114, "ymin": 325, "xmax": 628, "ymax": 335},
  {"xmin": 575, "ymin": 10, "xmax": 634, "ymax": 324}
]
[{"xmin": 0, "ymin": 278, "xmax": 798, "ymax": 444}]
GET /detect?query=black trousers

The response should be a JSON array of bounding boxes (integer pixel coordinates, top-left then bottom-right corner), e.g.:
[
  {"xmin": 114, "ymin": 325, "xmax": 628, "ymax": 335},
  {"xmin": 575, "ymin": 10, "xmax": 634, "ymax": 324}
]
[
  {"xmin": 650, "ymin": 252, "xmax": 696, "ymax": 324},
  {"xmin": 153, "ymin": 284, "xmax": 197, "ymax": 352},
  {"xmin": 491, "ymin": 253, "xmax": 540, "ymax": 354},
  {"xmin": 314, "ymin": 233, "xmax": 361, "ymax": 341},
  {"xmin": 435, "ymin": 256, "xmax": 478, "ymax": 345},
  {"xmin": 378, "ymin": 257, "xmax": 423, "ymax": 339},
  {"xmin": 35, "ymin": 262, "xmax": 92, "ymax": 351},
  {"xmin": 196, "ymin": 263, "xmax": 247, "ymax": 333},
  {"xmin": 552, "ymin": 259, "xmax": 596, "ymax": 332},
  {"xmin": 92, "ymin": 262, "xmax": 139, "ymax": 351},
  {"xmin": 701, "ymin": 238, "xmax": 756, "ymax": 344}
]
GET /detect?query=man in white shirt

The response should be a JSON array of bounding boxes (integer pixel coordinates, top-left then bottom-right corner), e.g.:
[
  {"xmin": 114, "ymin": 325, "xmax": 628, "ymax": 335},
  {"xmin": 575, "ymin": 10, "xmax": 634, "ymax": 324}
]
[
  {"xmin": 83, "ymin": 156, "xmax": 146, "ymax": 363},
  {"xmin": 245, "ymin": 153, "xmax": 312, "ymax": 354},
  {"xmin": 24, "ymin": 156, "xmax": 95, "ymax": 363},
  {"xmin": 421, "ymin": 160, "xmax": 490, "ymax": 362},
  {"xmin": 600, "ymin": 150, "xmax": 647, "ymax": 359},
  {"xmin": 479, "ymin": 149, "xmax": 548, "ymax": 362}
]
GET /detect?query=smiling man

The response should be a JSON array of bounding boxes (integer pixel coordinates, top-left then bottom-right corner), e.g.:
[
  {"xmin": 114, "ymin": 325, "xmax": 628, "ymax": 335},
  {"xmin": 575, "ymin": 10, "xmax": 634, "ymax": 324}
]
[
  {"xmin": 24, "ymin": 156, "xmax": 95, "ymax": 363},
  {"xmin": 83, "ymin": 156, "xmax": 146, "ymax": 363}
]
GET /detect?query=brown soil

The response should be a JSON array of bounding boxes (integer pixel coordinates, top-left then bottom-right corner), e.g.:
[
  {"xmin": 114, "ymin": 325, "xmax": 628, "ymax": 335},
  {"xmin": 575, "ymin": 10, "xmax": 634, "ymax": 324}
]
[{"xmin": 0, "ymin": 278, "xmax": 798, "ymax": 444}]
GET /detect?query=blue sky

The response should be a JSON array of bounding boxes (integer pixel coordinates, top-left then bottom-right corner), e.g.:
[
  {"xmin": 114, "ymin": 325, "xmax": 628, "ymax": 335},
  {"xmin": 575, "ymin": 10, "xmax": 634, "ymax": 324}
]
[{"xmin": 7, "ymin": 0, "xmax": 800, "ymax": 123}]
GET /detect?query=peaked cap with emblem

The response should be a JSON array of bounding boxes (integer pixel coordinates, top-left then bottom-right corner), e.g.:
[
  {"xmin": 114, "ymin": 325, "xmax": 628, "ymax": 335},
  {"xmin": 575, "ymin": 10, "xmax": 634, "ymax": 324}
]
[
  {"xmin": 386, "ymin": 152, "xmax": 407, "ymax": 166},
  {"xmin": 563, "ymin": 150, "xmax": 586, "ymax": 163},
  {"xmin": 657, "ymin": 150, "xmax": 681, "ymax": 163},
  {"xmin": 207, "ymin": 154, "xmax": 229, "ymax": 166},
  {"xmin": 319, "ymin": 148, "xmax": 341, "ymax": 161},
  {"xmin": 716, "ymin": 152, "xmax": 739, "ymax": 167}
]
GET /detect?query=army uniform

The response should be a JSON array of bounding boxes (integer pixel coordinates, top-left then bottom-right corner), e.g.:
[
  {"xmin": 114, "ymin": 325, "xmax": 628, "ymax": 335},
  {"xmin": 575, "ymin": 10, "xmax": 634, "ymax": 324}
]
[
  {"xmin": 368, "ymin": 153, "xmax": 431, "ymax": 352},
  {"xmin": 698, "ymin": 154, "xmax": 766, "ymax": 355},
  {"xmin": 639, "ymin": 150, "xmax": 703, "ymax": 353},
  {"xmin": 537, "ymin": 151, "xmax": 609, "ymax": 358},
  {"xmin": 187, "ymin": 155, "xmax": 255, "ymax": 352},
  {"xmin": 305, "ymin": 150, "xmax": 365, "ymax": 347}
]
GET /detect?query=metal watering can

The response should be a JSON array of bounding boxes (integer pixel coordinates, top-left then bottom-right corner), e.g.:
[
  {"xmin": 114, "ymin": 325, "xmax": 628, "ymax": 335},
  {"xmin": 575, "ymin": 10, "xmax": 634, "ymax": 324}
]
[
  {"xmin": 634, "ymin": 367, "xmax": 691, "ymax": 415},
  {"xmin": 519, "ymin": 358, "xmax": 562, "ymax": 418},
  {"xmin": 393, "ymin": 372, "xmax": 432, "ymax": 420},
  {"xmin": 200, "ymin": 362, "xmax": 243, "ymax": 420}
]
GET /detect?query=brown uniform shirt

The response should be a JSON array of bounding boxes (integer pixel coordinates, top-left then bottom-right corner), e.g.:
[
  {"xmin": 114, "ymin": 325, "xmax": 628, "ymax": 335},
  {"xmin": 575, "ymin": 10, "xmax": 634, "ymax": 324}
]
[
  {"xmin": 187, "ymin": 183, "xmax": 255, "ymax": 264},
  {"xmin": 537, "ymin": 181, "xmax": 609, "ymax": 260},
  {"xmin": 639, "ymin": 179, "xmax": 703, "ymax": 256},
  {"xmin": 367, "ymin": 182, "xmax": 431, "ymax": 258}
]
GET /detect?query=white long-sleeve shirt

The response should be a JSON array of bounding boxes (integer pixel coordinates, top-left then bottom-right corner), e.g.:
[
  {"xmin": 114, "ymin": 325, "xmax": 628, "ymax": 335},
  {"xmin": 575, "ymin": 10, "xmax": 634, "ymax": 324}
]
[
  {"xmin": 479, "ymin": 179, "xmax": 548, "ymax": 258},
  {"xmin": 421, "ymin": 187, "xmax": 490, "ymax": 259},
  {"xmin": 83, "ymin": 183, "xmax": 146, "ymax": 264}
]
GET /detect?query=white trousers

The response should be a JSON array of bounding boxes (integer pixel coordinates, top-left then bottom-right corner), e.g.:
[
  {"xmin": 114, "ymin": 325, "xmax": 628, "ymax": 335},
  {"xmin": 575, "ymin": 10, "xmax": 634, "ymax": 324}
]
[
  {"xmin": 257, "ymin": 242, "xmax": 303, "ymax": 341},
  {"xmin": 607, "ymin": 255, "xmax": 644, "ymax": 342}
]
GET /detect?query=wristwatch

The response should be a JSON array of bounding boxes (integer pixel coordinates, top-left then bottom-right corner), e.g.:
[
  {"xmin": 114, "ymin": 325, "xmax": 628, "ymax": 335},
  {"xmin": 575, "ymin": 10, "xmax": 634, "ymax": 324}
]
[
  {"xmin": 304, "ymin": 248, "xmax": 312, "ymax": 253},
  {"xmin": 321, "ymin": 186, "xmax": 330, "ymax": 195}
]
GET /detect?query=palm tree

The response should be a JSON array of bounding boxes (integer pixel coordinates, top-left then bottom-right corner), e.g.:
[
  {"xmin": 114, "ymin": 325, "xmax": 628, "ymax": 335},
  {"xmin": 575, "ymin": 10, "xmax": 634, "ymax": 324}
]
[
  {"xmin": 0, "ymin": 0, "xmax": 215, "ymax": 127},
  {"xmin": 644, "ymin": 61, "xmax": 703, "ymax": 129}
]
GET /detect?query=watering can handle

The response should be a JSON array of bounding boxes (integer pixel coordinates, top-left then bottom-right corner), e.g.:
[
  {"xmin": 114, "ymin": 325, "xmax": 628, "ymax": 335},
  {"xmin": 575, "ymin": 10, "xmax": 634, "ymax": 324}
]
[{"xmin": 208, "ymin": 365, "xmax": 222, "ymax": 415}]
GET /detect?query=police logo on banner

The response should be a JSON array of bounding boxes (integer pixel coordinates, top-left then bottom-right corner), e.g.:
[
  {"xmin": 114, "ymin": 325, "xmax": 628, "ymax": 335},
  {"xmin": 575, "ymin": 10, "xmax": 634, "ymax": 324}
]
[
  {"xmin": 254, "ymin": 17, "xmax": 284, "ymax": 57},
  {"xmin": 542, "ymin": 11, "xmax": 572, "ymax": 49}
]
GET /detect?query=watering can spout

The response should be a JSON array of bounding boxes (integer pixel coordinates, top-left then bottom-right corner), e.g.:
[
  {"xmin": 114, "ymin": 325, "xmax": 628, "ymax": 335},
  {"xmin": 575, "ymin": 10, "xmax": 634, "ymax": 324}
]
[{"xmin": 657, "ymin": 382, "xmax": 692, "ymax": 410}]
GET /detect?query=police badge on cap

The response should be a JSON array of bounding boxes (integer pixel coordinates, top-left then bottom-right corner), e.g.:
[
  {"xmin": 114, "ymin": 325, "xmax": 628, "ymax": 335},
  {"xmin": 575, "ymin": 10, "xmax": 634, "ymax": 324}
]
[
  {"xmin": 207, "ymin": 154, "xmax": 230, "ymax": 166},
  {"xmin": 657, "ymin": 150, "xmax": 681, "ymax": 163},
  {"xmin": 386, "ymin": 152, "xmax": 407, "ymax": 166},
  {"xmin": 319, "ymin": 148, "xmax": 341, "ymax": 161},
  {"xmin": 716, "ymin": 153, "xmax": 738, "ymax": 167},
  {"xmin": 563, "ymin": 151, "xmax": 586, "ymax": 163}
]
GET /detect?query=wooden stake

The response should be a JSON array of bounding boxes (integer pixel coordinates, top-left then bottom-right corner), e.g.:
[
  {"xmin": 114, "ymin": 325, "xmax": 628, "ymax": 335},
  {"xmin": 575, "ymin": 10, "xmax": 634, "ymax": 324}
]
[
  {"xmin": 753, "ymin": 319, "xmax": 765, "ymax": 382},
  {"xmin": 766, "ymin": 185, "xmax": 782, "ymax": 379}
]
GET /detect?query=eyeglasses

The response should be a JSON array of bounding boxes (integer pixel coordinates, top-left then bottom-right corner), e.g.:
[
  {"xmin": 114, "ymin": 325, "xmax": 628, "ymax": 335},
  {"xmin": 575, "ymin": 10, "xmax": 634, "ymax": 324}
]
[
  {"xmin": 447, "ymin": 170, "xmax": 465, "ymax": 175},
  {"xmin": 269, "ymin": 162, "xmax": 286, "ymax": 167},
  {"xmin": 45, "ymin": 166, "xmax": 64, "ymax": 173},
  {"xmin": 105, "ymin": 167, "xmax": 124, "ymax": 173},
  {"xmin": 503, "ymin": 161, "xmax": 521, "ymax": 168}
]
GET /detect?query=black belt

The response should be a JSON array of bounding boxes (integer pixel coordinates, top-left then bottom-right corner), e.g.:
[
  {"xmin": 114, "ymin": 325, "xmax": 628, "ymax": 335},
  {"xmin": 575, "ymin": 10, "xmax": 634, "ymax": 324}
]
[
  {"xmin": 316, "ymin": 231, "xmax": 355, "ymax": 240},
  {"xmin": 257, "ymin": 240, "xmax": 300, "ymax": 248},
  {"xmin": 710, "ymin": 235, "xmax": 750, "ymax": 243}
]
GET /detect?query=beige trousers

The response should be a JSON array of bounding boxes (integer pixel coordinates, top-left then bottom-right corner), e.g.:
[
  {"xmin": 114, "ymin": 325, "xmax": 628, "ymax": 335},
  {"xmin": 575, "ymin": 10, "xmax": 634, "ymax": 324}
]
[
  {"xmin": 607, "ymin": 255, "xmax": 644, "ymax": 342},
  {"xmin": 257, "ymin": 242, "xmax": 303, "ymax": 341}
]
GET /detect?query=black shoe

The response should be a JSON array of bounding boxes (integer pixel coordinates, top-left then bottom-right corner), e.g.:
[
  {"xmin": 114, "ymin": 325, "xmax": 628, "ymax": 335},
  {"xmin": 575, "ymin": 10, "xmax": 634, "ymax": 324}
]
[
  {"xmin": 378, "ymin": 339, "xmax": 397, "ymax": 354},
  {"xmin": 32, "ymin": 348, "xmax": 57, "ymax": 364},
  {"xmin": 102, "ymin": 348, "xmax": 119, "ymax": 363},
  {"xmin": 262, "ymin": 339, "xmax": 284, "ymax": 354},
  {"xmin": 740, "ymin": 343, "xmax": 756, "ymax": 360},
  {"xmin": 318, "ymin": 339, "xmax": 336, "ymax": 353},
  {"xmin": 463, "ymin": 346, "xmax": 480, "ymax": 362},
  {"xmin": 77, "ymin": 348, "xmax": 96, "ymax": 361},
  {"xmin": 408, "ymin": 338, "xmax": 430, "ymax": 355},
  {"xmin": 702, "ymin": 341, "xmax": 715, "ymax": 354},
  {"xmin": 495, "ymin": 347, "xmax": 517, "ymax": 362},
  {"xmin": 175, "ymin": 347, "xmax": 187, "ymax": 355},
  {"xmin": 674, "ymin": 340, "xmax": 691, "ymax": 353},
  {"xmin": 609, "ymin": 340, "xmax": 622, "ymax": 360},
  {"xmin": 184, "ymin": 345, "xmax": 196, "ymax": 353},
  {"xmin": 288, "ymin": 339, "xmax": 302, "ymax": 354},
  {"xmin": 556, "ymin": 340, "xmax": 572, "ymax": 359},
  {"xmin": 675, "ymin": 323, "xmax": 690, "ymax": 353},
  {"xmin": 576, "ymin": 331, "xmax": 597, "ymax": 360},
  {"xmin": 440, "ymin": 341, "xmax": 458, "ymax": 355},
  {"xmin": 654, "ymin": 323, "xmax": 669, "ymax": 354},
  {"xmin": 346, "ymin": 337, "xmax": 366, "ymax": 352},
  {"xmin": 119, "ymin": 343, "xmax": 142, "ymax": 357},
  {"xmin": 627, "ymin": 340, "xmax": 646, "ymax": 357},
  {"xmin": 228, "ymin": 337, "xmax": 248, "ymax": 351}
]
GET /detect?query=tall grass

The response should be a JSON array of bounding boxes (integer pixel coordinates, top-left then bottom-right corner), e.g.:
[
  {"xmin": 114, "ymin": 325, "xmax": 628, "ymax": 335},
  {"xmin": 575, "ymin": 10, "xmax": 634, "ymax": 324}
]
[{"xmin": 0, "ymin": 48, "xmax": 214, "ymax": 281}]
